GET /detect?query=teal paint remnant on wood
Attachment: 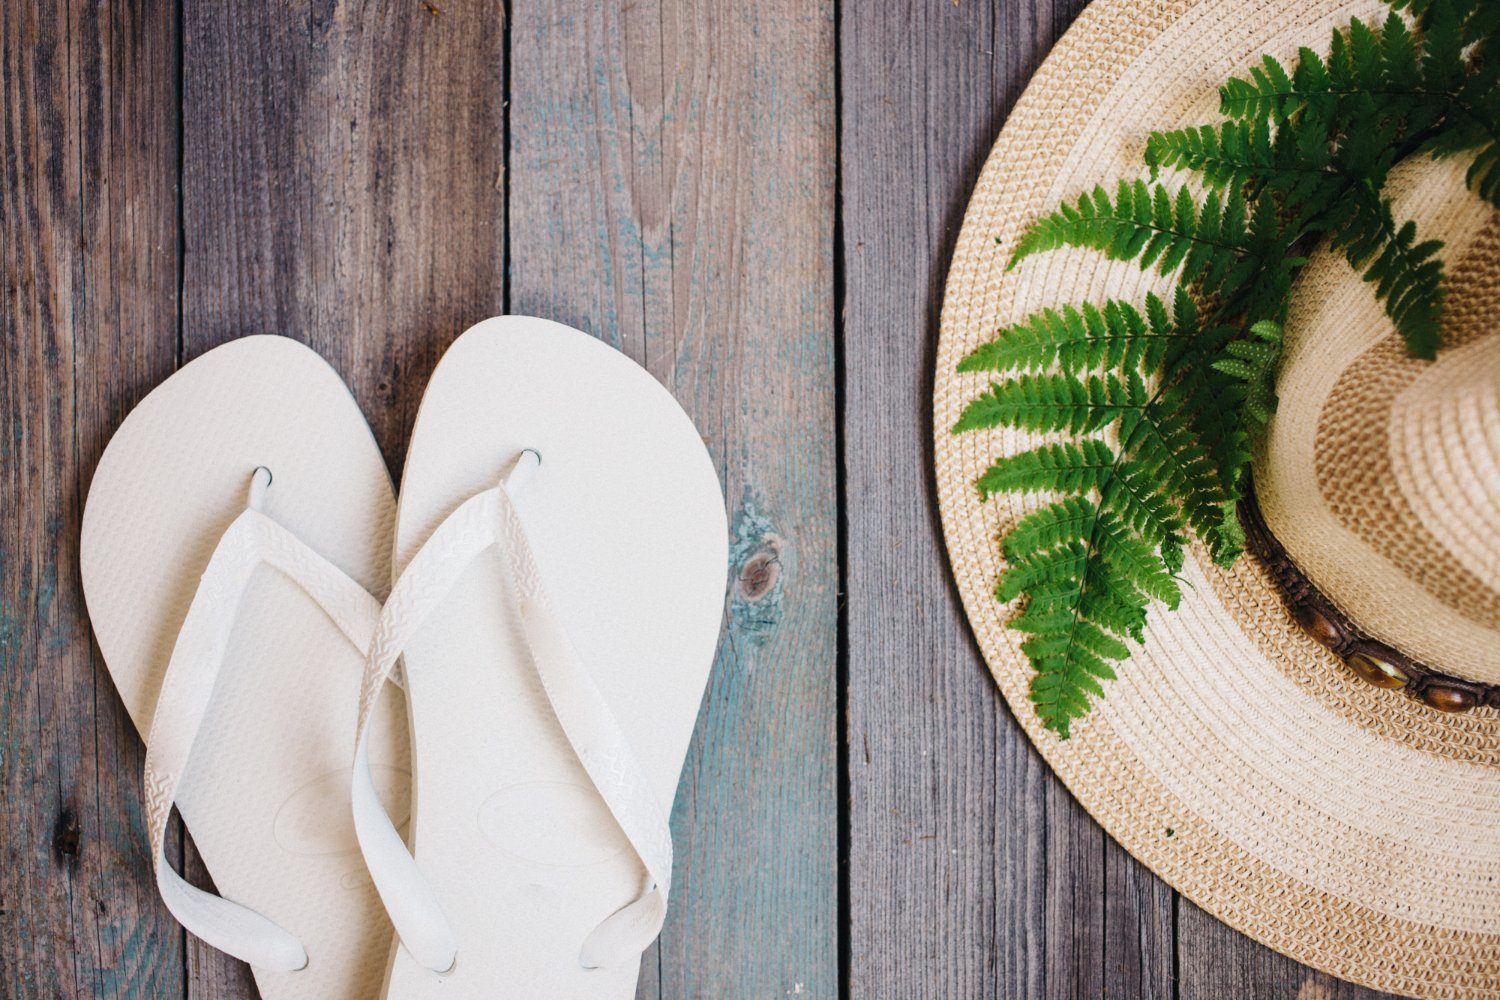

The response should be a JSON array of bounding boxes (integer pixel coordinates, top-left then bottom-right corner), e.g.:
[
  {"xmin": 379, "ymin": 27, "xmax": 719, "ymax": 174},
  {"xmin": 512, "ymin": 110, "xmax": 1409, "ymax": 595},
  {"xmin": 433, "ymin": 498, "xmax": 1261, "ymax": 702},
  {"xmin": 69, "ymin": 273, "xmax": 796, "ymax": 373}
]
[{"xmin": 509, "ymin": 1, "xmax": 837, "ymax": 996}]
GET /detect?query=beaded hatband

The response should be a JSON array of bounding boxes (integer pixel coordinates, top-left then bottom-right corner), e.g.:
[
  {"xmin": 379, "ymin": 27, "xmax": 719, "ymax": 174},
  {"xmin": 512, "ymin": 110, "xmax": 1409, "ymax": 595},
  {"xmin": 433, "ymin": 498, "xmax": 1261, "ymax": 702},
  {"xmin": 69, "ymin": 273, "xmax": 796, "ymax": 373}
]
[{"xmin": 1242, "ymin": 484, "xmax": 1500, "ymax": 713}]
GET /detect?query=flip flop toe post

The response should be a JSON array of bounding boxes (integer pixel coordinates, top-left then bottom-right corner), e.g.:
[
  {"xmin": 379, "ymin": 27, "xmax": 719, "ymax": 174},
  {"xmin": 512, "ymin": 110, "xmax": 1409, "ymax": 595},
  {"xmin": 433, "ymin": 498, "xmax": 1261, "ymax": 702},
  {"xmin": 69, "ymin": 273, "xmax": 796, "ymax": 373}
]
[
  {"xmin": 81, "ymin": 336, "xmax": 408, "ymax": 1000},
  {"xmin": 352, "ymin": 316, "xmax": 728, "ymax": 998}
]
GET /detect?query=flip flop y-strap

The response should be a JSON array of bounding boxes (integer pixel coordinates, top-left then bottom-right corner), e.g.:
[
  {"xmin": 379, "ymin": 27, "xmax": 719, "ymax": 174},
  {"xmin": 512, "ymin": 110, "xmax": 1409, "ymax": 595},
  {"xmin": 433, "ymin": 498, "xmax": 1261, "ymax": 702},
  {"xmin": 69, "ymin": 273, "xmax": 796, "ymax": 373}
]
[
  {"xmin": 141, "ymin": 467, "xmax": 384, "ymax": 971},
  {"xmin": 351, "ymin": 449, "xmax": 674, "ymax": 975}
]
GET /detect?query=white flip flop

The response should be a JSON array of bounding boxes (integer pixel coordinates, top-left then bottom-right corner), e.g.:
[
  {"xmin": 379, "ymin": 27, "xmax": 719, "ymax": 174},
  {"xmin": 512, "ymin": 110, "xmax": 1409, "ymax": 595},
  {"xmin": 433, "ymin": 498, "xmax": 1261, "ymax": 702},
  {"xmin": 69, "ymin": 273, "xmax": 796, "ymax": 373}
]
[
  {"xmin": 81, "ymin": 336, "xmax": 411, "ymax": 999},
  {"xmin": 350, "ymin": 316, "xmax": 728, "ymax": 998}
]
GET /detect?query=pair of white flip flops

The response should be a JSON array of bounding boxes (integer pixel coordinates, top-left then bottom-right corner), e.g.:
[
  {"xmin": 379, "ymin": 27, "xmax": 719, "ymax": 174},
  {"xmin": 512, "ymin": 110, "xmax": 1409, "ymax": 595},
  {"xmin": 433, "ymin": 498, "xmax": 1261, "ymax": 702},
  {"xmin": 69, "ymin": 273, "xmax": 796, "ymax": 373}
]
[{"xmin": 80, "ymin": 317, "xmax": 728, "ymax": 999}]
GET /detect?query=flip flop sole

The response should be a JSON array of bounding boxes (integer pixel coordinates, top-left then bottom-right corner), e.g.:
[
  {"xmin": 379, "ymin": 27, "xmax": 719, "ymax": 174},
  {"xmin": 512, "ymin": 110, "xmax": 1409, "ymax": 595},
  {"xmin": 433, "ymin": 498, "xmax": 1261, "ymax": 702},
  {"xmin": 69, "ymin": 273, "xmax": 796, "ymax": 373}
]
[
  {"xmin": 81, "ymin": 336, "xmax": 408, "ymax": 1000},
  {"xmin": 387, "ymin": 316, "xmax": 727, "ymax": 998}
]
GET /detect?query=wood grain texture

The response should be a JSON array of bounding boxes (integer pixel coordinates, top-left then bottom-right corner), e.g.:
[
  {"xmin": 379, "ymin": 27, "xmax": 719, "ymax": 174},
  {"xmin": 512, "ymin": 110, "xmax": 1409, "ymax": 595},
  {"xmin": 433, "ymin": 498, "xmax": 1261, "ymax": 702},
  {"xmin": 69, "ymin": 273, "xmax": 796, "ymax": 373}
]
[
  {"xmin": 506, "ymin": 1, "xmax": 839, "ymax": 996},
  {"xmin": 1, "ymin": 0, "xmax": 183, "ymax": 996},
  {"xmin": 838, "ymin": 0, "xmax": 1177, "ymax": 996},
  {"xmin": 0, "ymin": 0, "xmax": 1428, "ymax": 996},
  {"xmin": 181, "ymin": 0, "xmax": 506, "ymax": 468}
]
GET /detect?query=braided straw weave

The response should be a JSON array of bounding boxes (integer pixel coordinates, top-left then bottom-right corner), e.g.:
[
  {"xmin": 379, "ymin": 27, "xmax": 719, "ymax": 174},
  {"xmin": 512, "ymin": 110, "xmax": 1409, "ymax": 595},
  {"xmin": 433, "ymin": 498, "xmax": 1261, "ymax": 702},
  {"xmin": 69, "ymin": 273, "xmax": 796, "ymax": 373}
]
[{"xmin": 933, "ymin": 1, "xmax": 1500, "ymax": 995}]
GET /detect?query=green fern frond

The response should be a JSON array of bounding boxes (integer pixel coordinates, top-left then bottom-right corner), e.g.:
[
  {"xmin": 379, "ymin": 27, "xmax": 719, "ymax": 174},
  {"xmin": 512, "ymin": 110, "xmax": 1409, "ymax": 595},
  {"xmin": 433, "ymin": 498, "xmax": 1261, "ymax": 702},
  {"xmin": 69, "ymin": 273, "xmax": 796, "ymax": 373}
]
[
  {"xmin": 1464, "ymin": 140, "xmax": 1500, "ymax": 204},
  {"xmin": 975, "ymin": 440, "xmax": 1116, "ymax": 498},
  {"xmin": 996, "ymin": 541, "xmax": 1089, "ymax": 603},
  {"xmin": 1387, "ymin": 0, "xmax": 1451, "ymax": 19},
  {"xmin": 955, "ymin": 0, "xmax": 1497, "ymax": 738},
  {"xmin": 1217, "ymin": 16, "xmax": 1430, "ymax": 142},
  {"xmin": 1101, "ymin": 461, "xmax": 1186, "ymax": 550},
  {"xmin": 1008, "ymin": 180, "xmax": 1265, "ymax": 299},
  {"xmin": 1425, "ymin": 82, "xmax": 1500, "ymax": 205},
  {"xmin": 1213, "ymin": 320, "xmax": 1284, "ymax": 433},
  {"xmin": 1145, "ymin": 116, "xmax": 1347, "ymax": 213},
  {"xmin": 1001, "ymin": 497, "xmax": 1098, "ymax": 564},
  {"xmin": 1219, "ymin": 5, "xmax": 1500, "ymax": 208},
  {"xmin": 1095, "ymin": 513, "xmax": 1183, "ymax": 608},
  {"xmin": 956, "ymin": 296, "xmax": 1186, "ymax": 376},
  {"xmin": 1326, "ymin": 192, "xmax": 1446, "ymax": 357},
  {"xmin": 1346, "ymin": 15, "xmax": 1386, "ymax": 92},
  {"xmin": 952, "ymin": 372, "xmax": 1148, "ymax": 435},
  {"xmin": 1381, "ymin": 11, "xmax": 1422, "ymax": 90},
  {"xmin": 1125, "ymin": 405, "xmax": 1236, "ymax": 562},
  {"xmin": 1463, "ymin": 2, "xmax": 1500, "ymax": 46},
  {"xmin": 1079, "ymin": 558, "xmax": 1153, "ymax": 638},
  {"xmin": 1146, "ymin": 118, "xmax": 1273, "ymax": 187},
  {"xmin": 1220, "ymin": 53, "xmax": 1304, "ymax": 123},
  {"xmin": 1012, "ymin": 542, "xmax": 1157, "ymax": 737}
]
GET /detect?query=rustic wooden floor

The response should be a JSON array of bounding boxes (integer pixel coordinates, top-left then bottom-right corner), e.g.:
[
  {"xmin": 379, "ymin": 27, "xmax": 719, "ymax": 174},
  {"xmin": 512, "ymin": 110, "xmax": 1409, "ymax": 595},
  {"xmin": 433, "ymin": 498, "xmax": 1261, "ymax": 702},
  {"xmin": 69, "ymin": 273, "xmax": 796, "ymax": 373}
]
[{"xmin": 1, "ymin": 1, "xmax": 1402, "ymax": 997}]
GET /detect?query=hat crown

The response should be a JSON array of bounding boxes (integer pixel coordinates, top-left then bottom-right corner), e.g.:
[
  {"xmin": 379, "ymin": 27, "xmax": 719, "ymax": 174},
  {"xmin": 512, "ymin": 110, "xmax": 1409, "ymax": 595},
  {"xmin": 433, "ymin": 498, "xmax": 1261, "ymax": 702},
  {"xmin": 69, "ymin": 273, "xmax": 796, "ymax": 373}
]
[
  {"xmin": 1392, "ymin": 333, "xmax": 1500, "ymax": 594},
  {"xmin": 1259, "ymin": 159, "xmax": 1500, "ymax": 685},
  {"xmin": 934, "ymin": 4, "xmax": 1500, "ymax": 993}
]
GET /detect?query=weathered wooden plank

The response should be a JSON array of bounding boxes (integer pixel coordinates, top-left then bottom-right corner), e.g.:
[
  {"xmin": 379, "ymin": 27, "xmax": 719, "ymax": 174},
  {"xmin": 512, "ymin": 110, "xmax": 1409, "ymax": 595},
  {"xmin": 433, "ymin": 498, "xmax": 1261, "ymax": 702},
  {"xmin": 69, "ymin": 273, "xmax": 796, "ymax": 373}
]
[
  {"xmin": 506, "ymin": 1, "xmax": 839, "ymax": 995},
  {"xmin": 1, "ymin": 0, "xmax": 183, "ymax": 996},
  {"xmin": 181, "ymin": 0, "xmax": 506, "ymax": 467},
  {"xmin": 9, "ymin": 1, "xmax": 1419, "ymax": 996},
  {"xmin": 839, "ymin": 0, "xmax": 1178, "ymax": 996},
  {"xmin": 179, "ymin": 0, "xmax": 507, "ymax": 993}
]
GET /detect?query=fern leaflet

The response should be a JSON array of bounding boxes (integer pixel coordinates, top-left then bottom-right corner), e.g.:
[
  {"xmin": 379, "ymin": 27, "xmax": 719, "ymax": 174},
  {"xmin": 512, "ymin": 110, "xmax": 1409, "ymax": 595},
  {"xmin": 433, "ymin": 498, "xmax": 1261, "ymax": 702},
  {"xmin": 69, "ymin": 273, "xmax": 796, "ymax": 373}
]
[{"xmin": 953, "ymin": 0, "xmax": 1497, "ymax": 737}]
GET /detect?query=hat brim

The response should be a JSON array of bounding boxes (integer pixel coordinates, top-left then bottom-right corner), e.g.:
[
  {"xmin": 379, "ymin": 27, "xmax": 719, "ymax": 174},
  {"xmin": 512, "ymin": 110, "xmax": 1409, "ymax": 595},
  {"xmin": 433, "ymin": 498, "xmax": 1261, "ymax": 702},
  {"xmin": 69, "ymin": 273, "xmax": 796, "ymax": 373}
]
[{"xmin": 933, "ymin": 1, "xmax": 1500, "ymax": 996}]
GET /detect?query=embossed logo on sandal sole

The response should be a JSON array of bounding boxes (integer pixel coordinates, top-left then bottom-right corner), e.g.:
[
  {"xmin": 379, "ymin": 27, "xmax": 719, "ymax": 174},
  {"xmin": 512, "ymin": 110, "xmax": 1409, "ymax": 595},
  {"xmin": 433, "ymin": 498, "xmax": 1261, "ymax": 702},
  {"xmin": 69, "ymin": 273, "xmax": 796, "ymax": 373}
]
[
  {"xmin": 477, "ymin": 781, "xmax": 628, "ymax": 867},
  {"xmin": 273, "ymin": 765, "xmax": 410, "ymax": 857}
]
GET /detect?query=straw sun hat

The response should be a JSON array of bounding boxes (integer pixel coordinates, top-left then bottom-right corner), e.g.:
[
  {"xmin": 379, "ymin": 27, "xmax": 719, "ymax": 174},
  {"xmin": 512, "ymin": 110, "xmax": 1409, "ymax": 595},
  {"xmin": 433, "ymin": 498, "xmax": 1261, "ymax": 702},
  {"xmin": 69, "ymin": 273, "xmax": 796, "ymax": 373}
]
[{"xmin": 934, "ymin": 1, "xmax": 1500, "ymax": 996}]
